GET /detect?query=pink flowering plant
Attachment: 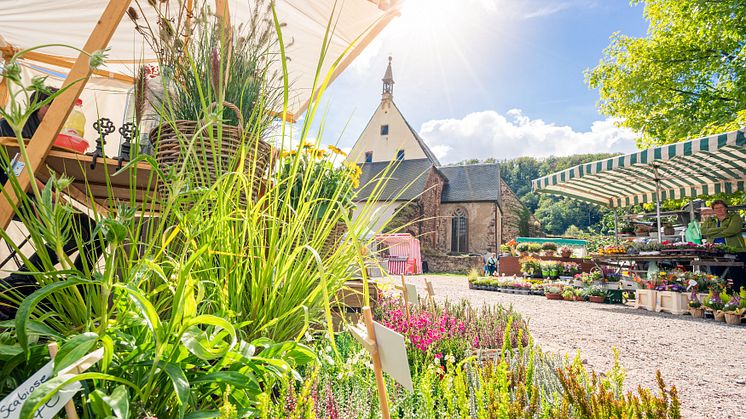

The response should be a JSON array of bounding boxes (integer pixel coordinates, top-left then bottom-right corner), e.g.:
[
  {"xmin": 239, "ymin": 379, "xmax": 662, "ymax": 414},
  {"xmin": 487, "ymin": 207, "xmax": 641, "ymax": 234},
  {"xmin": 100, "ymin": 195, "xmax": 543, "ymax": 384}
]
[{"xmin": 375, "ymin": 297, "xmax": 529, "ymax": 370}]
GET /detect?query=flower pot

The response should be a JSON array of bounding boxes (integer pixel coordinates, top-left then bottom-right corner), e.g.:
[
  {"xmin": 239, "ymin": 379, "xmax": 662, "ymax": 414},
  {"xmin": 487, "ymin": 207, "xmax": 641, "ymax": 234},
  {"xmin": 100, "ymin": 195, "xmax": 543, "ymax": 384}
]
[
  {"xmin": 589, "ymin": 295, "xmax": 605, "ymax": 303},
  {"xmin": 545, "ymin": 293, "xmax": 562, "ymax": 300},
  {"xmin": 724, "ymin": 313, "xmax": 743, "ymax": 325},
  {"xmin": 635, "ymin": 289, "xmax": 656, "ymax": 311},
  {"xmin": 688, "ymin": 307, "xmax": 704, "ymax": 318},
  {"xmin": 573, "ymin": 295, "xmax": 585, "ymax": 302},
  {"xmin": 468, "ymin": 282, "xmax": 474, "ymax": 289},
  {"xmin": 560, "ymin": 251, "xmax": 572, "ymax": 258},
  {"xmin": 655, "ymin": 291, "xmax": 688, "ymax": 315},
  {"xmin": 713, "ymin": 310, "xmax": 726, "ymax": 322}
]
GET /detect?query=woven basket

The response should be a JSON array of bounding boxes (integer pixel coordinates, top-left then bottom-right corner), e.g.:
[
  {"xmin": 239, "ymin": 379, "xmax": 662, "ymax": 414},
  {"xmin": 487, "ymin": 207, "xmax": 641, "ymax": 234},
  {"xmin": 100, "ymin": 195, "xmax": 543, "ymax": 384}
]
[
  {"xmin": 150, "ymin": 102, "xmax": 271, "ymax": 204},
  {"xmin": 321, "ymin": 222, "xmax": 348, "ymax": 256}
]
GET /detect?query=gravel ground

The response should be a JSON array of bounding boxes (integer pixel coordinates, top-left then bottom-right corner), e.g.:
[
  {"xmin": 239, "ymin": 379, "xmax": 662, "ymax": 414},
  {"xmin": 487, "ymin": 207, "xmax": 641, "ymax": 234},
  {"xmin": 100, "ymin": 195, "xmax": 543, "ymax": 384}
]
[{"xmin": 396, "ymin": 274, "xmax": 746, "ymax": 419}]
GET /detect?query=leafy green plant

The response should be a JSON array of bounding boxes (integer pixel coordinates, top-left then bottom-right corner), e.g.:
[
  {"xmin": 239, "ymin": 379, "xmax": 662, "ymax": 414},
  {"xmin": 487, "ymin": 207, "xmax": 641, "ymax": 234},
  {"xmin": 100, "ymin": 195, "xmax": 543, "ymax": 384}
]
[{"xmin": 541, "ymin": 242, "xmax": 558, "ymax": 251}]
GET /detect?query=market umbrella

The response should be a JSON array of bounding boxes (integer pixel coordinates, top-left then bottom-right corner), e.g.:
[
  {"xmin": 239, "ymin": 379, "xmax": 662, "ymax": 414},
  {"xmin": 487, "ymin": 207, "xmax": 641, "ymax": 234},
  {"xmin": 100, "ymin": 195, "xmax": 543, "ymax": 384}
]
[{"xmin": 532, "ymin": 129, "xmax": 746, "ymax": 241}]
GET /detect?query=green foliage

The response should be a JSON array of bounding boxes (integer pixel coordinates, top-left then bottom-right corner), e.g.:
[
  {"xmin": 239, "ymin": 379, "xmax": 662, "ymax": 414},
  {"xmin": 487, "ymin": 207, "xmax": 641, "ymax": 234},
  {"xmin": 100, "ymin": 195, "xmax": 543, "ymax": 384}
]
[
  {"xmin": 499, "ymin": 154, "xmax": 617, "ymax": 235},
  {"xmin": 587, "ymin": 0, "xmax": 746, "ymax": 148}
]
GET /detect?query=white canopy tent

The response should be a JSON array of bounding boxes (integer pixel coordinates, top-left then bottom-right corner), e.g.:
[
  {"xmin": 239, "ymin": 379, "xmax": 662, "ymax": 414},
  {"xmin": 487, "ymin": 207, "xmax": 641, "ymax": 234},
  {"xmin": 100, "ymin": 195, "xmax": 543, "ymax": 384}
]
[{"xmin": 0, "ymin": 0, "xmax": 401, "ymax": 152}]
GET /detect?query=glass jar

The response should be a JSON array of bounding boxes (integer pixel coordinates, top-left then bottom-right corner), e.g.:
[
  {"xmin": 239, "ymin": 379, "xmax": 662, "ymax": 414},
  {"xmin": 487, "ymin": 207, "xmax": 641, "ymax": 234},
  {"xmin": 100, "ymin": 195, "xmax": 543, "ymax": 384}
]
[{"xmin": 61, "ymin": 98, "xmax": 85, "ymax": 137}]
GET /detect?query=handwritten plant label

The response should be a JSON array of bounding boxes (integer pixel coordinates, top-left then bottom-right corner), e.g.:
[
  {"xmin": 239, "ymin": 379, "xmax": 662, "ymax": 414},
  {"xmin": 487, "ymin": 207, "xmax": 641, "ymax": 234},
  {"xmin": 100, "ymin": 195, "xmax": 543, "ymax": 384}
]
[
  {"xmin": 372, "ymin": 321, "xmax": 413, "ymax": 391},
  {"xmin": 0, "ymin": 348, "xmax": 104, "ymax": 419}
]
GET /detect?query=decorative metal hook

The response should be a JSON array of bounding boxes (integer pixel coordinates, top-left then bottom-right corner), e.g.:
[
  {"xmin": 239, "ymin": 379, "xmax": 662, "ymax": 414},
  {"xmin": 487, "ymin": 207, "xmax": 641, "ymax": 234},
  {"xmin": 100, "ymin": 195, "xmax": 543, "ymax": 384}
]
[
  {"xmin": 117, "ymin": 122, "xmax": 137, "ymax": 169},
  {"xmin": 90, "ymin": 118, "xmax": 115, "ymax": 170}
]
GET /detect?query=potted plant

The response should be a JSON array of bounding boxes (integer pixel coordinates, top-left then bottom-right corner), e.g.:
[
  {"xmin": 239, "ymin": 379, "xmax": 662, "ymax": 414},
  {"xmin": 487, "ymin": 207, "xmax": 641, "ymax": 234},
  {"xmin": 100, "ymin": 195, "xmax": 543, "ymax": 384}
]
[
  {"xmin": 586, "ymin": 285, "xmax": 607, "ymax": 303},
  {"xmin": 137, "ymin": 6, "xmax": 279, "ymax": 203},
  {"xmin": 573, "ymin": 288, "xmax": 586, "ymax": 301},
  {"xmin": 520, "ymin": 257, "xmax": 542, "ymax": 278},
  {"xmin": 468, "ymin": 268, "xmax": 479, "ymax": 289},
  {"xmin": 528, "ymin": 243, "xmax": 543, "ymax": 255},
  {"xmin": 722, "ymin": 295, "xmax": 744, "ymax": 325},
  {"xmin": 544, "ymin": 285, "xmax": 563, "ymax": 300},
  {"xmin": 704, "ymin": 291, "xmax": 725, "ymax": 321},
  {"xmin": 687, "ymin": 292, "xmax": 704, "ymax": 318},
  {"xmin": 516, "ymin": 243, "xmax": 530, "ymax": 256},
  {"xmin": 500, "ymin": 244, "xmax": 512, "ymax": 256},
  {"xmin": 562, "ymin": 286, "xmax": 575, "ymax": 301},
  {"xmin": 559, "ymin": 245, "xmax": 573, "ymax": 258},
  {"xmin": 542, "ymin": 242, "xmax": 558, "ymax": 256}
]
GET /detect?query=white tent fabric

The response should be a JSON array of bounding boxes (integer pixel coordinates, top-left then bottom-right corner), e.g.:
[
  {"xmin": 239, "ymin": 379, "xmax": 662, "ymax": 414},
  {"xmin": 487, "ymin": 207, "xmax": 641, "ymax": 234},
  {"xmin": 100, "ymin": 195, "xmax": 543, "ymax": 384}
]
[{"xmin": 1, "ymin": 0, "xmax": 399, "ymax": 120}]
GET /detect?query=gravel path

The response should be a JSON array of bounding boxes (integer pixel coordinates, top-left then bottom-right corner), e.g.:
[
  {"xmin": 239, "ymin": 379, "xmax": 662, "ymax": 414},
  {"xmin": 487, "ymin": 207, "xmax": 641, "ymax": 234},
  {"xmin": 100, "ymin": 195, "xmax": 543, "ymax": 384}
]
[{"xmin": 398, "ymin": 274, "xmax": 746, "ymax": 419}]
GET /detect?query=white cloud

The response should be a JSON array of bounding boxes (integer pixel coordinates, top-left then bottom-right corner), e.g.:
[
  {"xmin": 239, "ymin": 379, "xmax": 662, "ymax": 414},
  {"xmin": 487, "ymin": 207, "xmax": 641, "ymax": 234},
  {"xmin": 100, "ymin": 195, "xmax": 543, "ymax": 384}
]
[
  {"xmin": 418, "ymin": 109, "xmax": 638, "ymax": 163},
  {"xmin": 349, "ymin": 37, "xmax": 383, "ymax": 75}
]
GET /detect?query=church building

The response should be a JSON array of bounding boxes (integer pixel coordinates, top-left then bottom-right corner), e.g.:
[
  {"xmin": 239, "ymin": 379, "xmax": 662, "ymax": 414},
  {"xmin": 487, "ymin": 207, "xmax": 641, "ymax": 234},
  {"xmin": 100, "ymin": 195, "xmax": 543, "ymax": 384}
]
[{"xmin": 348, "ymin": 58, "xmax": 540, "ymax": 257}]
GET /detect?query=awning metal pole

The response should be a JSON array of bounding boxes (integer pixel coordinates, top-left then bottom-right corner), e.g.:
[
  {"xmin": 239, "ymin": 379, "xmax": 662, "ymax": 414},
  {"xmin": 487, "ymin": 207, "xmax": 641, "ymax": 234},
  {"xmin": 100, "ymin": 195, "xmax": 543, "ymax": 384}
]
[
  {"xmin": 614, "ymin": 211, "xmax": 619, "ymax": 244},
  {"xmin": 655, "ymin": 181, "xmax": 663, "ymax": 243}
]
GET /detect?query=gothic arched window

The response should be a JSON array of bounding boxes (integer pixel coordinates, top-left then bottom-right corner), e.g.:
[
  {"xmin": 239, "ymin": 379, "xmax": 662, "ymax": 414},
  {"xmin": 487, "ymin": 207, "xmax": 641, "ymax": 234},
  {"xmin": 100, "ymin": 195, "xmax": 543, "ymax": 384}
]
[{"xmin": 451, "ymin": 208, "xmax": 468, "ymax": 253}]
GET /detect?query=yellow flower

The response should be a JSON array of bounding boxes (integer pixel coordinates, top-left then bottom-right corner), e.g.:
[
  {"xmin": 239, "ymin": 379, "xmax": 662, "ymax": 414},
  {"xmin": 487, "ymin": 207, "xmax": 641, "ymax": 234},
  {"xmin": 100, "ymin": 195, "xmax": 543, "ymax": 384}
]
[{"xmin": 327, "ymin": 145, "xmax": 347, "ymax": 157}]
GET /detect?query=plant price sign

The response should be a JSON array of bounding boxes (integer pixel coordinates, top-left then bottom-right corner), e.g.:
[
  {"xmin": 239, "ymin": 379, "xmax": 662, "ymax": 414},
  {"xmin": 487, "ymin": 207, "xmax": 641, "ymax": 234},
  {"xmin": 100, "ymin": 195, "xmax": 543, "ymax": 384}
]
[{"xmin": 0, "ymin": 348, "xmax": 103, "ymax": 419}]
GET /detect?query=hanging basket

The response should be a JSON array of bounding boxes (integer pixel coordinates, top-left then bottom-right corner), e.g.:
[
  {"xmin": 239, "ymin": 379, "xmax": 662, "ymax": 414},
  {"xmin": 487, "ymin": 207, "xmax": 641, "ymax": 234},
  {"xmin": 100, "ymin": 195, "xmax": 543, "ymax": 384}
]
[{"xmin": 150, "ymin": 102, "xmax": 271, "ymax": 204}]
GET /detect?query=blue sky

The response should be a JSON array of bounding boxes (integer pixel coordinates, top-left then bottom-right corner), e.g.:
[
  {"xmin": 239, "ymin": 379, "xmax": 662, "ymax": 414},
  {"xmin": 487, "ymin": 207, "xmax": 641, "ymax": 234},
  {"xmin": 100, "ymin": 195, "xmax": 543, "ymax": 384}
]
[{"xmin": 313, "ymin": 0, "xmax": 649, "ymax": 163}]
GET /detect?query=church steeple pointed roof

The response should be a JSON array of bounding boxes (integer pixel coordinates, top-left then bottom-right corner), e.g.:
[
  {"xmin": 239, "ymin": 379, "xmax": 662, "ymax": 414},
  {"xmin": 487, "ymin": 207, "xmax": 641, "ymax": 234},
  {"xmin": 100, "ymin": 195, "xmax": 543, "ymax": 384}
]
[{"xmin": 382, "ymin": 56, "xmax": 394, "ymax": 101}]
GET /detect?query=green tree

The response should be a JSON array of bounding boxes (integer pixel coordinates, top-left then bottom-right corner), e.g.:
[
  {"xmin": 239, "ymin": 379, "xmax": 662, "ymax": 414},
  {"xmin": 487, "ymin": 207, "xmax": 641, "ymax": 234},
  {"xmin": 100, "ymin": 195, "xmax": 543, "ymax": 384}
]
[{"xmin": 587, "ymin": 0, "xmax": 746, "ymax": 148}]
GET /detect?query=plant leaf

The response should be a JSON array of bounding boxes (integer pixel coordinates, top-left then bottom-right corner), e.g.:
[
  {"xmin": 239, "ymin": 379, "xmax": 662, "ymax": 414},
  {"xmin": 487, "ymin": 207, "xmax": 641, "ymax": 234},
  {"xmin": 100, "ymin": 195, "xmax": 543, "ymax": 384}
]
[
  {"xmin": 163, "ymin": 362, "xmax": 190, "ymax": 417},
  {"xmin": 54, "ymin": 332, "xmax": 99, "ymax": 374},
  {"xmin": 15, "ymin": 278, "xmax": 90, "ymax": 354}
]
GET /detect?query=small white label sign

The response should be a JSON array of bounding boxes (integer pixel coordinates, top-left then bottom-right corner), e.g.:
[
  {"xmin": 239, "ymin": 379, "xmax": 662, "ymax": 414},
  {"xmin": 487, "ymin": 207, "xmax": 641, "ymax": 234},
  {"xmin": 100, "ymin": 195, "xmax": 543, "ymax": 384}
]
[
  {"xmin": 0, "ymin": 348, "xmax": 104, "ymax": 419},
  {"xmin": 373, "ymin": 321, "xmax": 413, "ymax": 391},
  {"xmin": 0, "ymin": 360, "xmax": 81, "ymax": 419},
  {"xmin": 405, "ymin": 283, "xmax": 418, "ymax": 305}
]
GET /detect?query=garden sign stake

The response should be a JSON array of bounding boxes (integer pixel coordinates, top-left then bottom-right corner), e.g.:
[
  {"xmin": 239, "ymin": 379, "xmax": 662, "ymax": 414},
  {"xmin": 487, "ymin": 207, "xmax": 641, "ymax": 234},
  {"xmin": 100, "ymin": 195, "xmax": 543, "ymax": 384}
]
[
  {"xmin": 425, "ymin": 279, "xmax": 435, "ymax": 307},
  {"xmin": 350, "ymin": 306, "xmax": 391, "ymax": 419}
]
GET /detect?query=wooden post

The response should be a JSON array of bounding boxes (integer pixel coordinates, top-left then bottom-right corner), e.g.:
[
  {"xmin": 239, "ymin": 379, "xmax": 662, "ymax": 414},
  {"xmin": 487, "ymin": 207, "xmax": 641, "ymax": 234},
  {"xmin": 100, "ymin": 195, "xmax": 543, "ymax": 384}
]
[
  {"xmin": 362, "ymin": 306, "xmax": 390, "ymax": 419},
  {"xmin": 0, "ymin": 0, "xmax": 132, "ymax": 230},
  {"xmin": 47, "ymin": 342, "xmax": 79, "ymax": 419},
  {"xmin": 425, "ymin": 279, "xmax": 435, "ymax": 307}
]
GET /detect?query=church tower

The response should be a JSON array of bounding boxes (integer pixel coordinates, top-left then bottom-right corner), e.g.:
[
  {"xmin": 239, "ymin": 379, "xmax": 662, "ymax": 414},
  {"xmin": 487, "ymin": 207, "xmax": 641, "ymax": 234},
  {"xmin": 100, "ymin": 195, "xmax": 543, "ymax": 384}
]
[
  {"xmin": 346, "ymin": 57, "xmax": 440, "ymax": 165},
  {"xmin": 381, "ymin": 56, "xmax": 394, "ymax": 104}
]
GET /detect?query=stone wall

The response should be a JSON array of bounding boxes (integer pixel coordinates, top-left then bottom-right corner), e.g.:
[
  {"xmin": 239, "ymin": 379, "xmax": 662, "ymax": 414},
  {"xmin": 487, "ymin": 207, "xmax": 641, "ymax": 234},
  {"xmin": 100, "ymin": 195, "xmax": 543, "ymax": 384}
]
[
  {"xmin": 438, "ymin": 202, "xmax": 498, "ymax": 254},
  {"xmin": 423, "ymin": 252, "xmax": 483, "ymax": 274},
  {"xmin": 418, "ymin": 168, "xmax": 445, "ymax": 247}
]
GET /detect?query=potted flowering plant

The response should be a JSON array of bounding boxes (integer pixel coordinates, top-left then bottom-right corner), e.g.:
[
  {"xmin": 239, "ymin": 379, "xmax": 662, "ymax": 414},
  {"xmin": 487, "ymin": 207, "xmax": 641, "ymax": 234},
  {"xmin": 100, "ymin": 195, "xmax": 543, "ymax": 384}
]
[
  {"xmin": 520, "ymin": 257, "xmax": 542, "ymax": 278},
  {"xmin": 528, "ymin": 243, "xmax": 543, "ymax": 255},
  {"xmin": 573, "ymin": 287, "xmax": 586, "ymax": 301},
  {"xmin": 687, "ymin": 289, "xmax": 705, "ymax": 318},
  {"xmin": 704, "ymin": 291, "xmax": 726, "ymax": 321},
  {"xmin": 562, "ymin": 286, "xmax": 575, "ymax": 301},
  {"xmin": 559, "ymin": 245, "xmax": 573, "ymax": 258},
  {"xmin": 722, "ymin": 295, "xmax": 744, "ymax": 325},
  {"xmin": 543, "ymin": 285, "xmax": 563, "ymax": 300},
  {"xmin": 516, "ymin": 243, "xmax": 530, "ymax": 256}
]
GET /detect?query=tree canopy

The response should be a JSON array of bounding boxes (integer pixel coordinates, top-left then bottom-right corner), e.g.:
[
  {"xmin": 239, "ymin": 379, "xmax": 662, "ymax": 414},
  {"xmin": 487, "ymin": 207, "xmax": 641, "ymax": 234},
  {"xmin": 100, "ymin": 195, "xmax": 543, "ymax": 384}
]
[{"xmin": 587, "ymin": 0, "xmax": 746, "ymax": 148}]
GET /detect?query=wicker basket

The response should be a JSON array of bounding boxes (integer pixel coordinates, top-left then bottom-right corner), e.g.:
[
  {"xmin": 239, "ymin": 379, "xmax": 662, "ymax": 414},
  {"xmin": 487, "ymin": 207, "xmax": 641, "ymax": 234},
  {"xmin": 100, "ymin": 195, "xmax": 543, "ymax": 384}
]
[
  {"xmin": 150, "ymin": 102, "xmax": 271, "ymax": 204},
  {"xmin": 321, "ymin": 222, "xmax": 348, "ymax": 256}
]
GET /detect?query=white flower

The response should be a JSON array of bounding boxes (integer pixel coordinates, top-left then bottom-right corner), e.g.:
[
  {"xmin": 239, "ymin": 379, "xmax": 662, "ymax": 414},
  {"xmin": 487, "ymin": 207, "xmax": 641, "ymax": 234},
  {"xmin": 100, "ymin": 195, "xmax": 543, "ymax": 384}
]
[{"xmin": 434, "ymin": 357, "xmax": 440, "ymax": 365}]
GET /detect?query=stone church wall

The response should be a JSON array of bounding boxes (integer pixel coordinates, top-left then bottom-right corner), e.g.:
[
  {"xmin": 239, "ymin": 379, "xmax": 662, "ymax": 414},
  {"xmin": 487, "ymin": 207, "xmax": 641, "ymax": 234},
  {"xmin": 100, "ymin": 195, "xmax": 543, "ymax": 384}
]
[
  {"xmin": 418, "ymin": 168, "xmax": 444, "ymax": 247},
  {"xmin": 437, "ymin": 202, "xmax": 498, "ymax": 254}
]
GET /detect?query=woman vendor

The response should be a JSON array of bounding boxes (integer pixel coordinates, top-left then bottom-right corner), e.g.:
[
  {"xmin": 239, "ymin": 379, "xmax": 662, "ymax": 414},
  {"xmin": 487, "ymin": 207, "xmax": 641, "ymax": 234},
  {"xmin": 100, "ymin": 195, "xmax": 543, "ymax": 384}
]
[{"xmin": 701, "ymin": 199, "xmax": 746, "ymax": 291}]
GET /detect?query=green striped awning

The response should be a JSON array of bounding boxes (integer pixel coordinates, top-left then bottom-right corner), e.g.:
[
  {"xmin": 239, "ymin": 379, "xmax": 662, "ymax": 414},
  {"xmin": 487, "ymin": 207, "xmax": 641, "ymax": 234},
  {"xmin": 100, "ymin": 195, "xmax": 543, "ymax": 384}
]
[{"xmin": 532, "ymin": 129, "xmax": 746, "ymax": 207}]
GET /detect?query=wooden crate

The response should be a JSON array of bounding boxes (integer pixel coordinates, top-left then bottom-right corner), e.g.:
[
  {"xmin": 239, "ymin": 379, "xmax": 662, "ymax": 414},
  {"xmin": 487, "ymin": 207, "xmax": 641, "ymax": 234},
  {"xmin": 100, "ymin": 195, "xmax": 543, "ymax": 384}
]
[
  {"xmin": 655, "ymin": 291, "xmax": 688, "ymax": 315},
  {"xmin": 635, "ymin": 289, "xmax": 657, "ymax": 311}
]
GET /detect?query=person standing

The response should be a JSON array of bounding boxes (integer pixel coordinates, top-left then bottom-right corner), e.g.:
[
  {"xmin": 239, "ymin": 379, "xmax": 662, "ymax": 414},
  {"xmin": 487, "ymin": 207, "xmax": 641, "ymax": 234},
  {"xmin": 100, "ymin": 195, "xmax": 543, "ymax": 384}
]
[{"xmin": 701, "ymin": 199, "xmax": 746, "ymax": 292}]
